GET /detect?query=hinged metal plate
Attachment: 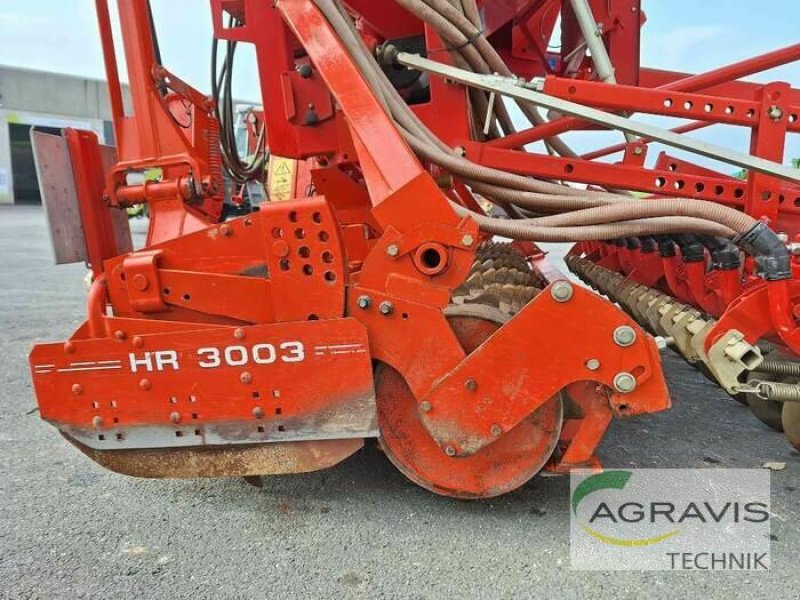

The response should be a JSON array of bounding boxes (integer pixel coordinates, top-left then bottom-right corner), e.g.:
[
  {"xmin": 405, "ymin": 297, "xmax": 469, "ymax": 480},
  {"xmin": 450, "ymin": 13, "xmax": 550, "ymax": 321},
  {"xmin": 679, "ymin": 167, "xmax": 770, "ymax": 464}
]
[{"xmin": 31, "ymin": 130, "xmax": 87, "ymax": 264}]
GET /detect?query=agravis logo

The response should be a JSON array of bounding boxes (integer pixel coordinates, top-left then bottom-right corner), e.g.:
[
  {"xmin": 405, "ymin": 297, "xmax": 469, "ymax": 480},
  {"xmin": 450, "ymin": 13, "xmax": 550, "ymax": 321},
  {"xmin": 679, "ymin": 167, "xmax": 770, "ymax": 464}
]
[
  {"xmin": 571, "ymin": 470, "xmax": 680, "ymax": 547},
  {"xmin": 570, "ymin": 469, "xmax": 771, "ymax": 570}
]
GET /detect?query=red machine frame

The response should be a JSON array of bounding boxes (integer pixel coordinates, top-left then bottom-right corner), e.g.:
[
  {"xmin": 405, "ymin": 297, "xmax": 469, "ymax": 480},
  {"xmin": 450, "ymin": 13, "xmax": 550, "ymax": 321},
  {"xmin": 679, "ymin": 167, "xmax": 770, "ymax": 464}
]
[{"xmin": 26, "ymin": 0, "xmax": 800, "ymax": 496}]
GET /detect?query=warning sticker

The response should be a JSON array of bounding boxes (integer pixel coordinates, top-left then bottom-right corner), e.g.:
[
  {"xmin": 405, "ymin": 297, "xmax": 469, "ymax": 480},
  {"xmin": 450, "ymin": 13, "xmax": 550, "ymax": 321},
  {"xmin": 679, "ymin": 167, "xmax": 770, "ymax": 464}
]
[{"xmin": 268, "ymin": 157, "xmax": 297, "ymax": 201}]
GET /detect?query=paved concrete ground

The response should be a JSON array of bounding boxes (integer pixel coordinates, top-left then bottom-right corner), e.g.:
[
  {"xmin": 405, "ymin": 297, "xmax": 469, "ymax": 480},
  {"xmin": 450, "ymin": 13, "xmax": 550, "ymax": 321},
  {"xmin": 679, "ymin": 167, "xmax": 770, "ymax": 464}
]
[{"xmin": 0, "ymin": 205, "xmax": 797, "ymax": 599}]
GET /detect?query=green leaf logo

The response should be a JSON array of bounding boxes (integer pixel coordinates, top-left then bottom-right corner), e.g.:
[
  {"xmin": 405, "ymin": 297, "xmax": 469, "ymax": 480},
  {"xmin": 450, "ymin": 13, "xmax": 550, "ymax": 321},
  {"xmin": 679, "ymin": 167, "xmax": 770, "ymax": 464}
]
[{"xmin": 572, "ymin": 470, "xmax": 680, "ymax": 547}]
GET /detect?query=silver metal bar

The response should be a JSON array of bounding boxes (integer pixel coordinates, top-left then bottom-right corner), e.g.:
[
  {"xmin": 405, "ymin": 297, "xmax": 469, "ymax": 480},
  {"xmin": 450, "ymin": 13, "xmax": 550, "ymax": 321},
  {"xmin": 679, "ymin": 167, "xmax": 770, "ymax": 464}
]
[
  {"xmin": 568, "ymin": 0, "xmax": 636, "ymax": 143},
  {"xmin": 397, "ymin": 52, "xmax": 800, "ymax": 184}
]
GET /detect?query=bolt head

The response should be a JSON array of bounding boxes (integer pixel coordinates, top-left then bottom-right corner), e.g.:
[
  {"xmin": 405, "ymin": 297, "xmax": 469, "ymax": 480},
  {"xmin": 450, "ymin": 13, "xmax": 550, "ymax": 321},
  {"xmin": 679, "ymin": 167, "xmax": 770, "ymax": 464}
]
[
  {"xmin": 234, "ymin": 328, "xmax": 246, "ymax": 340},
  {"xmin": 444, "ymin": 445, "xmax": 456, "ymax": 457},
  {"xmin": 356, "ymin": 295, "xmax": 372, "ymax": 309},
  {"xmin": 464, "ymin": 378, "xmax": 477, "ymax": 392},
  {"xmin": 220, "ymin": 223, "xmax": 233, "ymax": 237},
  {"xmin": 461, "ymin": 234, "xmax": 475, "ymax": 247},
  {"xmin": 490, "ymin": 424, "xmax": 502, "ymax": 436},
  {"xmin": 420, "ymin": 401, "xmax": 432, "ymax": 413},
  {"xmin": 632, "ymin": 146, "xmax": 644, "ymax": 156},
  {"xmin": 550, "ymin": 280, "xmax": 574, "ymax": 302},
  {"xmin": 240, "ymin": 372, "xmax": 253, "ymax": 384},
  {"xmin": 386, "ymin": 244, "xmax": 400, "ymax": 257},
  {"xmin": 613, "ymin": 372, "xmax": 637, "ymax": 393},
  {"xmin": 252, "ymin": 406, "xmax": 264, "ymax": 418},
  {"xmin": 170, "ymin": 411, "xmax": 181, "ymax": 424},
  {"xmin": 114, "ymin": 330, "xmax": 126, "ymax": 341},
  {"xmin": 379, "ymin": 301, "xmax": 394, "ymax": 316},
  {"xmin": 585, "ymin": 358, "xmax": 601, "ymax": 371},
  {"xmin": 71, "ymin": 383, "xmax": 83, "ymax": 395},
  {"xmin": 613, "ymin": 325, "xmax": 637, "ymax": 347},
  {"xmin": 768, "ymin": 105, "xmax": 784, "ymax": 121},
  {"xmin": 132, "ymin": 273, "xmax": 149, "ymax": 291},
  {"xmin": 92, "ymin": 415, "xmax": 104, "ymax": 428},
  {"xmin": 139, "ymin": 378, "xmax": 152, "ymax": 391},
  {"xmin": 132, "ymin": 336, "xmax": 144, "ymax": 349}
]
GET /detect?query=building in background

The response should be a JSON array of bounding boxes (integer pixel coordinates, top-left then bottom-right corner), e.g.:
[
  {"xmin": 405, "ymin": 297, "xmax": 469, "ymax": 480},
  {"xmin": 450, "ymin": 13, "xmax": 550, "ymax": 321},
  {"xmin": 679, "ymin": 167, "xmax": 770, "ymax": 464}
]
[{"xmin": 0, "ymin": 65, "xmax": 131, "ymax": 204}]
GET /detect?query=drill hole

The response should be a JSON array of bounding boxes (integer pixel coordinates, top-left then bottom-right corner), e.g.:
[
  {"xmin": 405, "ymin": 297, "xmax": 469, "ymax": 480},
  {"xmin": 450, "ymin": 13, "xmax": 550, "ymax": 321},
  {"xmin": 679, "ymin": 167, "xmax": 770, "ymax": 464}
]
[
  {"xmin": 302, "ymin": 264, "xmax": 313, "ymax": 276},
  {"xmin": 288, "ymin": 211, "xmax": 298, "ymax": 223},
  {"xmin": 182, "ymin": 293, "xmax": 191, "ymax": 301},
  {"xmin": 420, "ymin": 247, "xmax": 442, "ymax": 269},
  {"xmin": 324, "ymin": 271, "xmax": 336, "ymax": 283},
  {"xmin": 322, "ymin": 251, "xmax": 334, "ymax": 263},
  {"xmin": 294, "ymin": 228, "xmax": 305, "ymax": 240},
  {"xmin": 312, "ymin": 212, "xmax": 322, "ymax": 223},
  {"xmin": 271, "ymin": 227, "xmax": 283, "ymax": 239},
  {"xmin": 318, "ymin": 231, "xmax": 330, "ymax": 242},
  {"xmin": 298, "ymin": 246, "xmax": 311, "ymax": 258},
  {"xmin": 279, "ymin": 258, "xmax": 290, "ymax": 271}
]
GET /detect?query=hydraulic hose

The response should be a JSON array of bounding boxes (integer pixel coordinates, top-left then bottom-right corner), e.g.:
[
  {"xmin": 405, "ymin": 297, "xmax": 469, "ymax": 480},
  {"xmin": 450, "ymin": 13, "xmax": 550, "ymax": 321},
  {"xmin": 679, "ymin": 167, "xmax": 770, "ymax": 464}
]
[{"xmin": 311, "ymin": 0, "xmax": 778, "ymax": 253}]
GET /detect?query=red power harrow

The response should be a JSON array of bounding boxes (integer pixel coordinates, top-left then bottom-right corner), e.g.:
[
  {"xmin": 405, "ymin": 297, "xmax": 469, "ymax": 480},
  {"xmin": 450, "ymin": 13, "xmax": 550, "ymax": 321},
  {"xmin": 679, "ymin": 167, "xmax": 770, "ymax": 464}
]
[{"xmin": 28, "ymin": 0, "xmax": 800, "ymax": 498}]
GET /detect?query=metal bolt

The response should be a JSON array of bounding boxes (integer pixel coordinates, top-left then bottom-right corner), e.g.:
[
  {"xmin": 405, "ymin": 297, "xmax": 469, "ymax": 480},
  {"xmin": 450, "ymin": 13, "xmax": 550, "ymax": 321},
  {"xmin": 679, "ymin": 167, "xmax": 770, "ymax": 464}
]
[
  {"xmin": 464, "ymin": 378, "xmax": 477, "ymax": 391},
  {"xmin": 386, "ymin": 244, "xmax": 400, "ymax": 257},
  {"xmin": 132, "ymin": 336, "xmax": 144, "ymax": 349},
  {"xmin": 632, "ymin": 146, "xmax": 644, "ymax": 156},
  {"xmin": 241, "ymin": 371, "xmax": 253, "ymax": 384},
  {"xmin": 296, "ymin": 63, "xmax": 313, "ymax": 78},
  {"xmin": 170, "ymin": 411, "xmax": 181, "ymax": 424},
  {"xmin": 71, "ymin": 383, "xmax": 83, "ymax": 395},
  {"xmin": 132, "ymin": 273, "xmax": 149, "ymax": 291},
  {"xmin": 444, "ymin": 445, "xmax": 457, "ymax": 456},
  {"xmin": 379, "ymin": 301, "xmax": 394, "ymax": 316},
  {"xmin": 139, "ymin": 378, "xmax": 152, "ymax": 391},
  {"xmin": 234, "ymin": 328, "xmax": 246, "ymax": 340},
  {"xmin": 114, "ymin": 330, "xmax": 126, "ymax": 341},
  {"xmin": 252, "ymin": 406, "xmax": 264, "ymax": 418},
  {"xmin": 461, "ymin": 234, "xmax": 475, "ymax": 247},
  {"xmin": 64, "ymin": 341, "xmax": 75, "ymax": 354},
  {"xmin": 585, "ymin": 358, "xmax": 601, "ymax": 371},
  {"xmin": 613, "ymin": 325, "xmax": 637, "ymax": 347},
  {"xmin": 356, "ymin": 295, "xmax": 372, "ymax": 309},
  {"xmin": 92, "ymin": 415, "xmax": 104, "ymax": 428},
  {"xmin": 420, "ymin": 401, "xmax": 432, "ymax": 412},
  {"xmin": 768, "ymin": 105, "xmax": 784, "ymax": 121},
  {"xmin": 550, "ymin": 280, "xmax": 574, "ymax": 302},
  {"xmin": 613, "ymin": 372, "xmax": 637, "ymax": 393},
  {"xmin": 490, "ymin": 424, "xmax": 503, "ymax": 436},
  {"xmin": 220, "ymin": 223, "xmax": 233, "ymax": 237}
]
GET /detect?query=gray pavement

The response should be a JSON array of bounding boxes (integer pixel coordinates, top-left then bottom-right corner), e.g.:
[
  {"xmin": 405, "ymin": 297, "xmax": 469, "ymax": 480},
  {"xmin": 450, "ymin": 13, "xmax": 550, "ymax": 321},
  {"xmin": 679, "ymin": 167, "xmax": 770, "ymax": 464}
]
[{"xmin": 0, "ymin": 205, "xmax": 797, "ymax": 599}]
